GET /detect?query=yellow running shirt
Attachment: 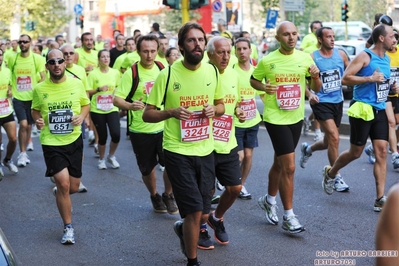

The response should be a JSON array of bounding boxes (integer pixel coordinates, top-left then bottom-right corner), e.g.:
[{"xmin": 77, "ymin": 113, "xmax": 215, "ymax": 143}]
[
  {"xmin": 87, "ymin": 67, "xmax": 120, "ymax": 114},
  {"xmin": 147, "ymin": 61, "xmax": 223, "ymax": 156},
  {"xmin": 214, "ymin": 67, "xmax": 239, "ymax": 154},
  {"xmin": 252, "ymin": 49, "xmax": 314, "ymax": 125},
  {"xmin": 32, "ymin": 77, "xmax": 90, "ymax": 146},
  {"xmin": 0, "ymin": 67, "xmax": 13, "ymax": 118},
  {"xmin": 75, "ymin": 48, "xmax": 98, "ymax": 72}
]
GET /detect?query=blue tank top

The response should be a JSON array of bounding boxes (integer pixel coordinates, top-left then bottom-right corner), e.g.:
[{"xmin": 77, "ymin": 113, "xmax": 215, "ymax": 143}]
[
  {"xmin": 353, "ymin": 48, "xmax": 390, "ymax": 110},
  {"xmin": 313, "ymin": 48, "xmax": 344, "ymax": 103}
]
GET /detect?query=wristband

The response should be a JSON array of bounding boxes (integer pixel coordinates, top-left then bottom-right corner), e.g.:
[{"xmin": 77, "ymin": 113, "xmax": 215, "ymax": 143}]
[{"xmin": 311, "ymin": 76, "xmax": 319, "ymax": 80}]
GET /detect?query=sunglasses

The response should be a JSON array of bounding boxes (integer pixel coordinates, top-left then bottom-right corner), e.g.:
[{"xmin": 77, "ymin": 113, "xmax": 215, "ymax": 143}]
[
  {"xmin": 47, "ymin": 58, "xmax": 65, "ymax": 65},
  {"xmin": 18, "ymin": 40, "xmax": 30, "ymax": 45},
  {"xmin": 63, "ymin": 52, "xmax": 75, "ymax": 56}
]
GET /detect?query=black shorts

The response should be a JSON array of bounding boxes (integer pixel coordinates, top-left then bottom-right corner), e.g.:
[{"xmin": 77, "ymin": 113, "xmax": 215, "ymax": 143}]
[
  {"xmin": 129, "ymin": 131, "xmax": 164, "ymax": 176},
  {"xmin": 164, "ymin": 150, "xmax": 215, "ymax": 218},
  {"xmin": 349, "ymin": 109, "xmax": 388, "ymax": 146},
  {"xmin": 235, "ymin": 124, "xmax": 260, "ymax": 151},
  {"xmin": 214, "ymin": 146, "xmax": 242, "ymax": 187},
  {"xmin": 311, "ymin": 101, "xmax": 343, "ymax": 127},
  {"xmin": 12, "ymin": 98, "xmax": 34, "ymax": 124},
  {"xmin": 0, "ymin": 113, "xmax": 15, "ymax": 127},
  {"xmin": 42, "ymin": 135, "xmax": 83, "ymax": 177},
  {"xmin": 264, "ymin": 120, "xmax": 302, "ymax": 157},
  {"xmin": 388, "ymin": 97, "xmax": 399, "ymax": 114}
]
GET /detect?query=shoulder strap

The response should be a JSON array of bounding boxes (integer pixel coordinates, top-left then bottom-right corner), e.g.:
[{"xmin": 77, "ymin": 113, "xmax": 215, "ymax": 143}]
[
  {"xmin": 161, "ymin": 66, "xmax": 171, "ymax": 106},
  {"xmin": 211, "ymin": 63, "xmax": 218, "ymax": 82},
  {"xmin": 154, "ymin": 61, "xmax": 165, "ymax": 70},
  {"xmin": 125, "ymin": 62, "xmax": 139, "ymax": 103},
  {"xmin": 65, "ymin": 68, "xmax": 81, "ymax": 80}
]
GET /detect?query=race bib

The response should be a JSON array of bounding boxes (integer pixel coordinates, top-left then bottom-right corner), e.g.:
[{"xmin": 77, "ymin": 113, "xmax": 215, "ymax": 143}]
[
  {"xmin": 0, "ymin": 98, "xmax": 11, "ymax": 116},
  {"xmin": 96, "ymin": 94, "xmax": 114, "ymax": 111},
  {"xmin": 276, "ymin": 84, "xmax": 301, "ymax": 110},
  {"xmin": 145, "ymin": 81, "xmax": 155, "ymax": 95},
  {"xmin": 48, "ymin": 109, "xmax": 74, "ymax": 134},
  {"xmin": 16, "ymin": 76, "xmax": 32, "ymax": 92},
  {"xmin": 240, "ymin": 99, "xmax": 257, "ymax": 120},
  {"xmin": 213, "ymin": 114, "xmax": 233, "ymax": 142},
  {"xmin": 180, "ymin": 110, "xmax": 210, "ymax": 142},
  {"xmin": 376, "ymin": 79, "xmax": 390, "ymax": 103},
  {"xmin": 321, "ymin": 69, "xmax": 341, "ymax": 93}
]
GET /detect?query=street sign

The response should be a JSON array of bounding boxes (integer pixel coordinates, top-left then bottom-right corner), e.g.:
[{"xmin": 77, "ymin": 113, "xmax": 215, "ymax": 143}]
[
  {"xmin": 284, "ymin": 0, "xmax": 305, "ymax": 12},
  {"xmin": 212, "ymin": 0, "xmax": 222, "ymax": 12},
  {"xmin": 74, "ymin": 4, "xmax": 83, "ymax": 15},
  {"xmin": 265, "ymin": 9, "xmax": 278, "ymax": 29}
]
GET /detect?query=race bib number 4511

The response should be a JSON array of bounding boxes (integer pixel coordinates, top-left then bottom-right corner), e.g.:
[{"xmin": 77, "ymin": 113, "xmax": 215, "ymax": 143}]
[
  {"xmin": 180, "ymin": 110, "xmax": 210, "ymax": 142},
  {"xmin": 48, "ymin": 109, "xmax": 74, "ymax": 134},
  {"xmin": 276, "ymin": 84, "xmax": 301, "ymax": 110}
]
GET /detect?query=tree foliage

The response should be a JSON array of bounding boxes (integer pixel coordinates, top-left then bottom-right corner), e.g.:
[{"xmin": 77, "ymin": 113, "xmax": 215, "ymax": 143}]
[
  {"xmin": 151, "ymin": 8, "xmax": 201, "ymax": 34},
  {"xmin": 0, "ymin": 0, "xmax": 71, "ymax": 39}
]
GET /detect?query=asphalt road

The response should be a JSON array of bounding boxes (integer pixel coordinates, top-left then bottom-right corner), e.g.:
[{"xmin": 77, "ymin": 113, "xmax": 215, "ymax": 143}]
[{"xmin": 0, "ymin": 120, "xmax": 398, "ymax": 266}]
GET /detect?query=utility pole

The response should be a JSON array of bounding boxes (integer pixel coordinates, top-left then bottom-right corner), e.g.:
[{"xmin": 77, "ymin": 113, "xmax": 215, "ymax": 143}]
[{"xmin": 182, "ymin": 0, "xmax": 189, "ymax": 24}]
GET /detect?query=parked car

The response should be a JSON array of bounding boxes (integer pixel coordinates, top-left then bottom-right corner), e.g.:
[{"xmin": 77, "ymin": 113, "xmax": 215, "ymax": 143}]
[
  {"xmin": 0, "ymin": 227, "xmax": 20, "ymax": 266},
  {"xmin": 335, "ymin": 40, "xmax": 366, "ymax": 61}
]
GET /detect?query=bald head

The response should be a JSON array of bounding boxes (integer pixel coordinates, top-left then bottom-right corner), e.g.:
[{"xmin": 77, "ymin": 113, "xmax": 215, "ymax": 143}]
[{"xmin": 276, "ymin": 21, "xmax": 297, "ymax": 35}]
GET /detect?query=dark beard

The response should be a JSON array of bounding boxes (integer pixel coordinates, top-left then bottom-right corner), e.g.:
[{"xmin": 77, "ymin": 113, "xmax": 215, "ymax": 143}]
[
  {"xmin": 50, "ymin": 69, "xmax": 65, "ymax": 81},
  {"xmin": 184, "ymin": 49, "xmax": 203, "ymax": 65}
]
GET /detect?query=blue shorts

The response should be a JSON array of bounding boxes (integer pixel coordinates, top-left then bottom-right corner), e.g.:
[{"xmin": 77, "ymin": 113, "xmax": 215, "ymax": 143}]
[
  {"xmin": 235, "ymin": 123, "xmax": 260, "ymax": 151},
  {"xmin": 13, "ymin": 98, "xmax": 34, "ymax": 124}
]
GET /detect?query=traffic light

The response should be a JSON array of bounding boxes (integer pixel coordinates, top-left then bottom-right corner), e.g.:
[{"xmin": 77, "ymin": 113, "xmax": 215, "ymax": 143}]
[
  {"xmin": 31, "ymin": 21, "xmax": 36, "ymax": 31},
  {"xmin": 341, "ymin": 1, "xmax": 349, "ymax": 22},
  {"xmin": 190, "ymin": 0, "xmax": 209, "ymax": 9},
  {"xmin": 163, "ymin": 0, "xmax": 180, "ymax": 9},
  {"xmin": 25, "ymin": 21, "xmax": 36, "ymax": 31},
  {"xmin": 79, "ymin": 15, "xmax": 84, "ymax": 29}
]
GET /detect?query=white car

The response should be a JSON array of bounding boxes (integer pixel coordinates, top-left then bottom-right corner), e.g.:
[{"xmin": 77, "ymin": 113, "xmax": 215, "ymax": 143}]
[{"xmin": 335, "ymin": 40, "xmax": 366, "ymax": 60}]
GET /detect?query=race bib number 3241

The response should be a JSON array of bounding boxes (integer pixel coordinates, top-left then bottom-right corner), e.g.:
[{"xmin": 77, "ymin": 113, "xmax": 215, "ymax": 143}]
[{"xmin": 180, "ymin": 110, "xmax": 210, "ymax": 142}]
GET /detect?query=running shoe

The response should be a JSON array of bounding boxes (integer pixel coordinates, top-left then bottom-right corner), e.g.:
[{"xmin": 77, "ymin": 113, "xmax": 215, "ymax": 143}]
[
  {"xmin": 78, "ymin": 182, "xmax": 88, "ymax": 193},
  {"xmin": 303, "ymin": 116, "xmax": 310, "ymax": 136},
  {"xmin": 159, "ymin": 165, "xmax": 165, "ymax": 172},
  {"xmin": 258, "ymin": 195, "xmax": 278, "ymax": 225},
  {"xmin": 207, "ymin": 211, "xmax": 229, "ymax": 244},
  {"xmin": 322, "ymin": 165, "xmax": 335, "ymax": 195},
  {"xmin": 334, "ymin": 175, "xmax": 349, "ymax": 192},
  {"xmin": 98, "ymin": 159, "xmax": 107, "ymax": 170},
  {"xmin": 216, "ymin": 179, "xmax": 225, "ymax": 191},
  {"xmin": 3, "ymin": 159, "xmax": 18, "ymax": 174},
  {"xmin": 282, "ymin": 215, "xmax": 305, "ymax": 234},
  {"xmin": 238, "ymin": 186, "xmax": 252, "ymax": 200},
  {"xmin": 107, "ymin": 155, "xmax": 120, "ymax": 169},
  {"xmin": 211, "ymin": 195, "xmax": 220, "ymax": 205},
  {"xmin": 364, "ymin": 144, "xmax": 376, "ymax": 164},
  {"xmin": 27, "ymin": 141, "xmax": 34, "ymax": 151},
  {"xmin": 374, "ymin": 196, "xmax": 387, "ymax": 212},
  {"xmin": 392, "ymin": 153, "xmax": 399, "ymax": 169},
  {"xmin": 162, "ymin": 192, "xmax": 179, "ymax": 215},
  {"xmin": 299, "ymin": 142, "xmax": 312, "ymax": 168},
  {"xmin": 197, "ymin": 228, "xmax": 214, "ymax": 250},
  {"xmin": 17, "ymin": 152, "xmax": 27, "ymax": 167},
  {"xmin": 61, "ymin": 226, "xmax": 75, "ymax": 244},
  {"xmin": 173, "ymin": 220, "xmax": 186, "ymax": 256},
  {"xmin": 0, "ymin": 167, "xmax": 3, "ymax": 181},
  {"xmin": 314, "ymin": 132, "xmax": 323, "ymax": 142},
  {"xmin": 150, "ymin": 193, "xmax": 167, "ymax": 213}
]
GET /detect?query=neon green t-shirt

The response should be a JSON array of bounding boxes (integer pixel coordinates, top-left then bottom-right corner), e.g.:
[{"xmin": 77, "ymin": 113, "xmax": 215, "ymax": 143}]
[
  {"xmin": 155, "ymin": 54, "xmax": 168, "ymax": 67},
  {"xmin": 252, "ymin": 49, "xmax": 314, "ymax": 125},
  {"xmin": 113, "ymin": 52, "xmax": 128, "ymax": 74},
  {"xmin": 75, "ymin": 48, "xmax": 98, "ymax": 72},
  {"xmin": 95, "ymin": 41, "xmax": 104, "ymax": 51},
  {"xmin": 147, "ymin": 61, "xmax": 223, "ymax": 156},
  {"xmin": 32, "ymin": 77, "xmax": 90, "ymax": 146},
  {"xmin": 0, "ymin": 67, "xmax": 13, "ymax": 118},
  {"xmin": 4, "ymin": 51, "xmax": 17, "ymax": 68},
  {"xmin": 250, "ymin": 43, "xmax": 259, "ymax": 61},
  {"xmin": 233, "ymin": 64, "xmax": 262, "ymax": 128},
  {"xmin": 121, "ymin": 51, "xmax": 140, "ymax": 69},
  {"xmin": 300, "ymin": 33, "xmax": 318, "ymax": 54},
  {"xmin": 115, "ymin": 63, "xmax": 164, "ymax": 133},
  {"xmin": 8, "ymin": 52, "xmax": 46, "ymax": 101},
  {"xmin": 87, "ymin": 67, "xmax": 120, "ymax": 114},
  {"xmin": 214, "ymin": 67, "xmax": 239, "ymax": 154},
  {"xmin": 66, "ymin": 64, "xmax": 88, "ymax": 90}
]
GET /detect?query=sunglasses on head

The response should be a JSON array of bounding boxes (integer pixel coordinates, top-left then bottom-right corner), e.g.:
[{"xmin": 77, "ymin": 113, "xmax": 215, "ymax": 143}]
[
  {"xmin": 63, "ymin": 52, "xmax": 75, "ymax": 56},
  {"xmin": 18, "ymin": 40, "xmax": 30, "ymax": 45},
  {"xmin": 47, "ymin": 58, "xmax": 65, "ymax": 65}
]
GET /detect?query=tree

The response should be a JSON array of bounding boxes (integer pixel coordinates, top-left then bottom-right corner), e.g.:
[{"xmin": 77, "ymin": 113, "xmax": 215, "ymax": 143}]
[
  {"xmin": 154, "ymin": 8, "xmax": 202, "ymax": 33},
  {"xmin": 0, "ymin": 0, "xmax": 71, "ymax": 39}
]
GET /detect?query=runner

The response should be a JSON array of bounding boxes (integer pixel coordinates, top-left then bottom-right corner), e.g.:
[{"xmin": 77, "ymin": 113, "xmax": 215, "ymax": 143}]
[
  {"xmin": 32, "ymin": 49, "xmax": 90, "ymax": 244},
  {"xmin": 142, "ymin": 22, "xmax": 224, "ymax": 266},
  {"xmin": 250, "ymin": 21, "xmax": 321, "ymax": 233}
]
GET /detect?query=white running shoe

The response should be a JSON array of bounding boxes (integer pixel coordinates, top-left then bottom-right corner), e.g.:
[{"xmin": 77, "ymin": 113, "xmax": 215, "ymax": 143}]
[
  {"xmin": 107, "ymin": 155, "xmax": 120, "ymax": 169},
  {"xmin": 61, "ymin": 226, "xmax": 75, "ymax": 245},
  {"xmin": 3, "ymin": 160, "xmax": 18, "ymax": 174},
  {"xmin": 17, "ymin": 152, "xmax": 27, "ymax": 167},
  {"xmin": 0, "ymin": 167, "xmax": 4, "ymax": 181},
  {"xmin": 27, "ymin": 142, "xmax": 34, "ymax": 151},
  {"xmin": 159, "ymin": 165, "xmax": 165, "ymax": 172},
  {"xmin": 78, "ymin": 182, "xmax": 88, "ymax": 193},
  {"xmin": 98, "ymin": 159, "xmax": 107, "ymax": 170},
  {"xmin": 0, "ymin": 144, "xmax": 3, "ymax": 151}
]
